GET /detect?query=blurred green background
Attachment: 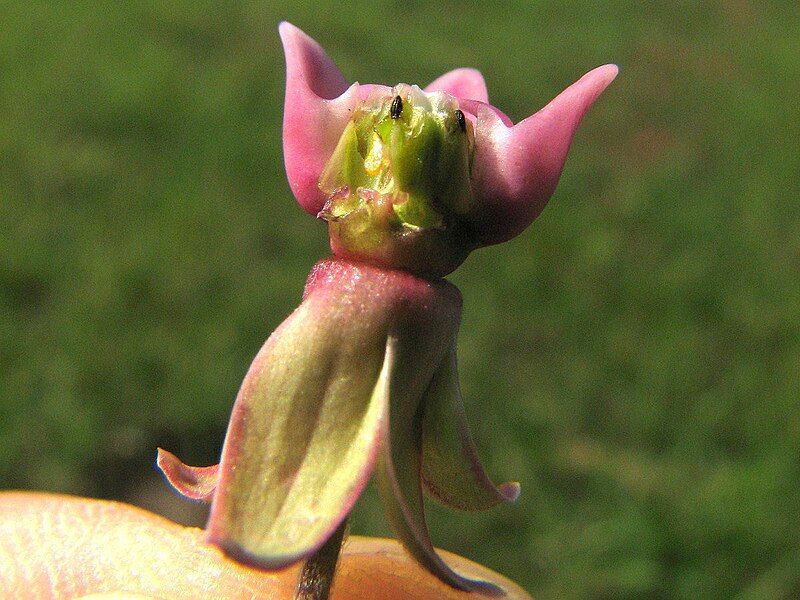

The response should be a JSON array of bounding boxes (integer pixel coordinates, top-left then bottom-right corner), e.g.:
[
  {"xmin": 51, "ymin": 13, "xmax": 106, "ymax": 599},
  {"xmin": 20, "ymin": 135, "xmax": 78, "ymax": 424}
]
[{"xmin": 2, "ymin": 1, "xmax": 799, "ymax": 598}]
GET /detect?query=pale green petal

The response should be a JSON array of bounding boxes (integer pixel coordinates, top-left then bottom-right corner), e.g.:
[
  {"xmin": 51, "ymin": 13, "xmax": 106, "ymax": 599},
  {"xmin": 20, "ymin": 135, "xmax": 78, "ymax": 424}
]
[
  {"xmin": 206, "ymin": 292, "xmax": 390, "ymax": 568},
  {"xmin": 421, "ymin": 348, "xmax": 520, "ymax": 511},
  {"xmin": 376, "ymin": 335, "xmax": 501, "ymax": 593}
]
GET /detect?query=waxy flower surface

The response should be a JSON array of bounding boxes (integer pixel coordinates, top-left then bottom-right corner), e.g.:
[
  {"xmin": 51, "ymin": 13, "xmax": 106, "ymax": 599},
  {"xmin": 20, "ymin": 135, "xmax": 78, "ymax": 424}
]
[{"xmin": 158, "ymin": 22, "xmax": 616, "ymax": 592}]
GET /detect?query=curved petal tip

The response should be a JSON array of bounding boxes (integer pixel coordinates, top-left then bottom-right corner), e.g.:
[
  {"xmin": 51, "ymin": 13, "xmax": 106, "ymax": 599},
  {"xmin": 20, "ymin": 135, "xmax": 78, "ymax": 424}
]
[
  {"xmin": 469, "ymin": 63, "xmax": 619, "ymax": 245},
  {"xmin": 278, "ymin": 22, "xmax": 348, "ymax": 100},
  {"xmin": 558, "ymin": 64, "xmax": 618, "ymax": 114},
  {"xmin": 156, "ymin": 448, "xmax": 219, "ymax": 503},
  {"xmin": 498, "ymin": 481, "xmax": 521, "ymax": 502},
  {"xmin": 583, "ymin": 63, "xmax": 619, "ymax": 87},
  {"xmin": 280, "ymin": 22, "xmax": 358, "ymax": 216}
]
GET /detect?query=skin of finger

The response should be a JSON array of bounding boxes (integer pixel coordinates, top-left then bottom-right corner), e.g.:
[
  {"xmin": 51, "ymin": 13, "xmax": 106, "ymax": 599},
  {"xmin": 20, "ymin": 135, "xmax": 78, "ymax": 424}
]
[{"xmin": 0, "ymin": 492, "xmax": 531, "ymax": 599}]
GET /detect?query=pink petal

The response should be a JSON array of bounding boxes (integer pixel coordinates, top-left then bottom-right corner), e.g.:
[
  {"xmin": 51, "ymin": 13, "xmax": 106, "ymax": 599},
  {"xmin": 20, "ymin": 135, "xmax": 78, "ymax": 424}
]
[
  {"xmin": 357, "ymin": 83, "xmax": 393, "ymax": 101},
  {"xmin": 470, "ymin": 64, "xmax": 619, "ymax": 245},
  {"xmin": 156, "ymin": 448, "xmax": 219, "ymax": 503},
  {"xmin": 425, "ymin": 68, "xmax": 489, "ymax": 103},
  {"xmin": 280, "ymin": 22, "xmax": 359, "ymax": 216},
  {"xmin": 459, "ymin": 98, "xmax": 513, "ymax": 126}
]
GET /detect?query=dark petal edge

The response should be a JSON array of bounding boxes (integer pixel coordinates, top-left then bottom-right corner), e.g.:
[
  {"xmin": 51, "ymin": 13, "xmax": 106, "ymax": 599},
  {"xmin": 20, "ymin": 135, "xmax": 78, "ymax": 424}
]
[{"xmin": 376, "ymin": 336, "xmax": 504, "ymax": 595}]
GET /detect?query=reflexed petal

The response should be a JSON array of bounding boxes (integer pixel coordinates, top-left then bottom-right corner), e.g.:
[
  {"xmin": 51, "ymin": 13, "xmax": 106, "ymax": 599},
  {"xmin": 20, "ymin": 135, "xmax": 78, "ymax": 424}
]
[
  {"xmin": 205, "ymin": 259, "xmax": 462, "ymax": 571},
  {"xmin": 205, "ymin": 293, "xmax": 389, "ymax": 569},
  {"xmin": 421, "ymin": 349, "xmax": 519, "ymax": 511},
  {"xmin": 280, "ymin": 22, "xmax": 360, "ymax": 216},
  {"xmin": 425, "ymin": 68, "xmax": 489, "ymax": 103},
  {"xmin": 470, "ymin": 64, "xmax": 619, "ymax": 245},
  {"xmin": 155, "ymin": 448, "xmax": 218, "ymax": 503},
  {"xmin": 376, "ymin": 337, "xmax": 501, "ymax": 594}
]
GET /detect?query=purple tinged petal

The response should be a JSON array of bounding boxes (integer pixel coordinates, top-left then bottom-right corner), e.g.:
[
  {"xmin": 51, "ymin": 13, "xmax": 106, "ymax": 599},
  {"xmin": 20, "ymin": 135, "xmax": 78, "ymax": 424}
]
[
  {"xmin": 155, "ymin": 448, "xmax": 218, "ymax": 503},
  {"xmin": 205, "ymin": 259, "xmax": 462, "ymax": 571},
  {"xmin": 205, "ymin": 292, "xmax": 388, "ymax": 569},
  {"xmin": 421, "ymin": 350, "xmax": 520, "ymax": 511},
  {"xmin": 425, "ymin": 68, "xmax": 489, "ymax": 103},
  {"xmin": 280, "ymin": 22, "xmax": 360, "ymax": 216},
  {"xmin": 376, "ymin": 332, "xmax": 501, "ymax": 593},
  {"xmin": 470, "ymin": 64, "xmax": 619, "ymax": 245},
  {"xmin": 378, "ymin": 448, "xmax": 502, "ymax": 594}
]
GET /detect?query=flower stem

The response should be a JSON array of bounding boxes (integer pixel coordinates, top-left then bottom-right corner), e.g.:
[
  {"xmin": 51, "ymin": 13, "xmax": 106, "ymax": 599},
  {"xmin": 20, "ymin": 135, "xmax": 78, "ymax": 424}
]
[{"xmin": 295, "ymin": 519, "xmax": 348, "ymax": 600}]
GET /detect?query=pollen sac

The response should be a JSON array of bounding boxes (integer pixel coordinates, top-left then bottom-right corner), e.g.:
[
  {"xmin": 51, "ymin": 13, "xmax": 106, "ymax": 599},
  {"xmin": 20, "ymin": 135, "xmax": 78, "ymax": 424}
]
[{"xmin": 318, "ymin": 85, "xmax": 475, "ymax": 278}]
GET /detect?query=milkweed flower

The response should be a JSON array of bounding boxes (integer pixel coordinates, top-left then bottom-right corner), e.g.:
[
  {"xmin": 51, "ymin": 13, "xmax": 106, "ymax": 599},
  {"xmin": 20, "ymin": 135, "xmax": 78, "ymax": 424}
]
[{"xmin": 158, "ymin": 22, "xmax": 617, "ymax": 592}]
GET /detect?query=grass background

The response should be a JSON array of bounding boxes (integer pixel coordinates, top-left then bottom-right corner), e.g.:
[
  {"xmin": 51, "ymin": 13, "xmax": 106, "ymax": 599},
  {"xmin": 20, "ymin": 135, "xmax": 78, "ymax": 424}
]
[{"xmin": 1, "ymin": 1, "xmax": 798, "ymax": 598}]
